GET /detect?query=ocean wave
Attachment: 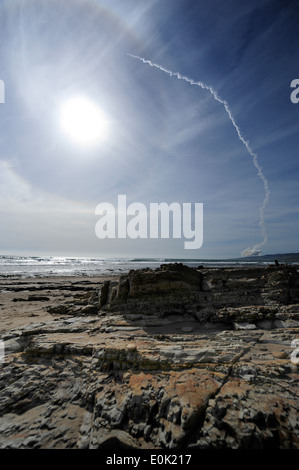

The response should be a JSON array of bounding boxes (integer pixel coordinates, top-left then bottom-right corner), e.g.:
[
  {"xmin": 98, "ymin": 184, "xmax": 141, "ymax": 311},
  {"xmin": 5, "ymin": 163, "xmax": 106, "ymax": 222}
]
[{"xmin": 0, "ymin": 254, "xmax": 297, "ymax": 278}]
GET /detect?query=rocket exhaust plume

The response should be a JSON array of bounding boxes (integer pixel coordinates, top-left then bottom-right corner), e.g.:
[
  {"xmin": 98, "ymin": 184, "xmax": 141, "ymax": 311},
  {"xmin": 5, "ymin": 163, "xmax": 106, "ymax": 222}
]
[{"xmin": 128, "ymin": 54, "xmax": 270, "ymax": 257}]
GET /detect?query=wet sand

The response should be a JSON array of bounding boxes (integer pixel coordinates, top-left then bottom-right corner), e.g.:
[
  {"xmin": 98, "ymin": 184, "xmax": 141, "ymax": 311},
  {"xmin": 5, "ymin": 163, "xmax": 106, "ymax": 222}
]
[{"xmin": 0, "ymin": 275, "xmax": 115, "ymax": 334}]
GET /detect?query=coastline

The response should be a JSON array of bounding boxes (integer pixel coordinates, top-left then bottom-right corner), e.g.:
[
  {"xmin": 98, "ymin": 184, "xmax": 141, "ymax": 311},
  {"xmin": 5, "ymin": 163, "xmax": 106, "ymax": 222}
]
[
  {"xmin": 0, "ymin": 263, "xmax": 298, "ymax": 449},
  {"xmin": 0, "ymin": 264, "xmax": 281, "ymax": 334},
  {"xmin": 1, "ymin": 253, "xmax": 298, "ymax": 280},
  {"xmin": 0, "ymin": 274, "xmax": 118, "ymax": 335}
]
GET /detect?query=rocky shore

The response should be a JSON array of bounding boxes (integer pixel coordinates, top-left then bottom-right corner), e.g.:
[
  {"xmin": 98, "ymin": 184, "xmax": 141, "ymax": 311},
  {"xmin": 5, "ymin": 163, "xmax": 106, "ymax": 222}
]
[{"xmin": 0, "ymin": 263, "xmax": 298, "ymax": 449}]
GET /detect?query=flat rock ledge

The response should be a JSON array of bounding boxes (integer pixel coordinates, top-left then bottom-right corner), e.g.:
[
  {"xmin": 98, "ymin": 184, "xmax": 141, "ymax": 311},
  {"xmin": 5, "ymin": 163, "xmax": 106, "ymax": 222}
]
[{"xmin": 0, "ymin": 264, "xmax": 298, "ymax": 449}]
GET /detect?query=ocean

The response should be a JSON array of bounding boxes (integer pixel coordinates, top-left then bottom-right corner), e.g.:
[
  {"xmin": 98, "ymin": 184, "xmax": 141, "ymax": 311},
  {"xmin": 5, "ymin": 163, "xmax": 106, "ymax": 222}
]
[{"xmin": 0, "ymin": 254, "xmax": 284, "ymax": 278}]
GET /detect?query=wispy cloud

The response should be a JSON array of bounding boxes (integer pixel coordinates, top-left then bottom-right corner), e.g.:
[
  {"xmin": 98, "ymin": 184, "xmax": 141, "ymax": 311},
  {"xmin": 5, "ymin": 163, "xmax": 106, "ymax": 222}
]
[{"xmin": 0, "ymin": 160, "xmax": 96, "ymax": 256}]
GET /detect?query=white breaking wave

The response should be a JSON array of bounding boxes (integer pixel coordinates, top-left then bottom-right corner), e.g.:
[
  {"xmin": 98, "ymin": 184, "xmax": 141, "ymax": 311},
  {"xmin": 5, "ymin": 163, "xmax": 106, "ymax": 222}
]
[{"xmin": 128, "ymin": 53, "xmax": 270, "ymax": 257}]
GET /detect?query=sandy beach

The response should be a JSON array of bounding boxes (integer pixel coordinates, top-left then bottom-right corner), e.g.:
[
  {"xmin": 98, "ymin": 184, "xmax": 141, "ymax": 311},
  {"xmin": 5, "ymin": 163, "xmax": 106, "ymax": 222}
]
[{"xmin": 0, "ymin": 275, "xmax": 116, "ymax": 335}]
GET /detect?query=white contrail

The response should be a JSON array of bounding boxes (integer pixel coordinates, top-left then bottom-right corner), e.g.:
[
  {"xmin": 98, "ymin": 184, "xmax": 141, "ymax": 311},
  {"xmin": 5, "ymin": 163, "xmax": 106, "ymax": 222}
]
[{"xmin": 128, "ymin": 53, "xmax": 270, "ymax": 257}]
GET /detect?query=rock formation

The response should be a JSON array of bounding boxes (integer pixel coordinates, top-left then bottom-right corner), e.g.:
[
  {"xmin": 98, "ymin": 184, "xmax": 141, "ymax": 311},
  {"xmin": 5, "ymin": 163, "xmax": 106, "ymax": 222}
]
[{"xmin": 0, "ymin": 264, "xmax": 298, "ymax": 449}]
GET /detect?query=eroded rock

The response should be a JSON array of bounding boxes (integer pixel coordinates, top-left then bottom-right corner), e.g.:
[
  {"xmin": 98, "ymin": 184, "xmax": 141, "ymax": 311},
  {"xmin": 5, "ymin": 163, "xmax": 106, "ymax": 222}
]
[{"xmin": 0, "ymin": 265, "xmax": 298, "ymax": 449}]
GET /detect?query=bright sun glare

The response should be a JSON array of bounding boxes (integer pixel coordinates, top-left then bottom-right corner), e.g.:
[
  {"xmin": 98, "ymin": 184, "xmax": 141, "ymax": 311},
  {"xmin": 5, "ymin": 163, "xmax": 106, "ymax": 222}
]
[{"xmin": 60, "ymin": 96, "xmax": 109, "ymax": 146}]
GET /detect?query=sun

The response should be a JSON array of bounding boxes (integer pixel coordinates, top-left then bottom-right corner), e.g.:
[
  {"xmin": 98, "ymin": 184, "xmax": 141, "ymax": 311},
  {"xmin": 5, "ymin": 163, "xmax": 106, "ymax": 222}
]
[{"xmin": 59, "ymin": 96, "xmax": 109, "ymax": 146}]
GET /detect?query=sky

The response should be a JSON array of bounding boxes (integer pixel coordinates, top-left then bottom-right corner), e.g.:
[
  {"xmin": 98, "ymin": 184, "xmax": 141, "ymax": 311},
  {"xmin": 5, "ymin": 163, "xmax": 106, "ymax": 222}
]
[{"xmin": 0, "ymin": 0, "xmax": 299, "ymax": 259}]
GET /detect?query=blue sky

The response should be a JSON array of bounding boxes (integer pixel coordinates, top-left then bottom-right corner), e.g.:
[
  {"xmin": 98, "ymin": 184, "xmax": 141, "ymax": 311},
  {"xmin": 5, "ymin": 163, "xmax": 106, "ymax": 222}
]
[{"xmin": 0, "ymin": 0, "xmax": 298, "ymax": 259}]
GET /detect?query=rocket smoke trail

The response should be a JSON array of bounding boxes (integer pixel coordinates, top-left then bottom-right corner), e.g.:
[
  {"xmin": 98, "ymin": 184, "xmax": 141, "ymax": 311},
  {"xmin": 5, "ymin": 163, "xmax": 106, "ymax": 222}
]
[{"xmin": 128, "ymin": 53, "xmax": 270, "ymax": 257}]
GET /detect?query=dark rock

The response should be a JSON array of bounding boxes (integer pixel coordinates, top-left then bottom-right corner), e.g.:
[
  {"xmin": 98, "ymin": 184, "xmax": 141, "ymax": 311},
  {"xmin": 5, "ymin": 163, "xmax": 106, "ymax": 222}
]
[{"xmin": 0, "ymin": 265, "xmax": 298, "ymax": 449}]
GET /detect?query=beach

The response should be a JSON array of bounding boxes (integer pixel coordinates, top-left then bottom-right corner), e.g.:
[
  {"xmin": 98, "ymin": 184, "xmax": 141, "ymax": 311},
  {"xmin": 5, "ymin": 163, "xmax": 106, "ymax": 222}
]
[
  {"xmin": 0, "ymin": 263, "xmax": 298, "ymax": 449},
  {"xmin": 0, "ymin": 275, "xmax": 114, "ymax": 334}
]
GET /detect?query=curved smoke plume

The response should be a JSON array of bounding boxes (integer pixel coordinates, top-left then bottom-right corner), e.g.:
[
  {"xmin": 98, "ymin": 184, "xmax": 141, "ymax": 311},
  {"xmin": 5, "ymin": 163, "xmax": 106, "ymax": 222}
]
[{"xmin": 128, "ymin": 54, "xmax": 270, "ymax": 257}]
